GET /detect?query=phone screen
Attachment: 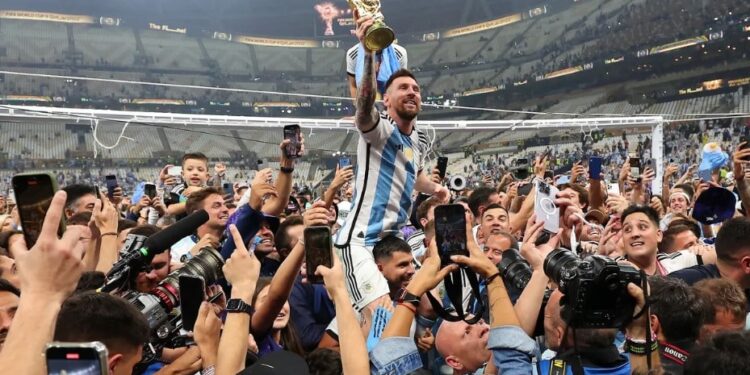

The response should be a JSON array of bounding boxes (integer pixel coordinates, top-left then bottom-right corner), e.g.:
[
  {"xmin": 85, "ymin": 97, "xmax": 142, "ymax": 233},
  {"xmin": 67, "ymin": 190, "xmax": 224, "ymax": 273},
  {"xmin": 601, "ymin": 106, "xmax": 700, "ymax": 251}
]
[
  {"xmin": 222, "ymin": 182, "xmax": 233, "ymax": 195},
  {"xmin": 46, "ymin": 345, "xmax": 106, "ymax": 375},
  {"xmin": 535, "ymin": 181, "xmax": 560, "ymax": 234},
  {"xmin": 283, "ymin": 125, "xmax": 301, "ymax": 159},
  {"xmin": 589, "ymin": 156, "xmax": 602, "ymax": 180},
  {"xmin": 304, "ymin": 226, "xmax": 333, "ymax": 284},
  {"xmin": 178, "ymin": 275, "xmax": 206, "ymax": 331},
  {"xmin": 12, "ymin": 174, "xmax": 62, "ymax": 248},
  {"xmin": 105, "ymin": 175, "xmax": 117, "ymax": 197},
  {"xmin": 437, "ymin": 157, "xmax": 448, "ymax": 179},
  {"xmin": 144, "ymin": 184, "xmax": 157, "ymax": 199},
  {"xmin": 629, "ymin": 157, "xmax": 641, "ymax": 179},
  {"xmin": 339, "ymin": 158, "xmax": 351, "ymax": 168},
  {"xmin": 168, "ymin": 166, "xmax": 182, "ymax": 177},
  {"xmin": 434, "ymin": 204, "xmax": 468, "ymax": 267},
  {"xmin": 698, "ymin": 169, "xmax": 713, "ymax": 182}
]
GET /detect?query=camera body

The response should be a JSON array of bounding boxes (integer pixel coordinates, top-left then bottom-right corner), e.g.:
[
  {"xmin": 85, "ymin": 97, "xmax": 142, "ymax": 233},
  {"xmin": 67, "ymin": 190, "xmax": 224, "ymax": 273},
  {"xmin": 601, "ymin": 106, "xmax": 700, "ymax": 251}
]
[{"xmin": 544, "ymin": 249, "xmax": 641, "ymax": 328}]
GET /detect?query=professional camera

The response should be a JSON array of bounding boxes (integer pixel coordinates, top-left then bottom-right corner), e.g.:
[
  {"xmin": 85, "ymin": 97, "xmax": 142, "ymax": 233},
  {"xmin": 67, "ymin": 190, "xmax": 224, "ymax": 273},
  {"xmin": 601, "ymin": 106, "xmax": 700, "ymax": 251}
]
[
  {"xmin": 449, "ymin": 175, "xmax": 467, "ymax": 191},
  {"xmin": 496, "ymin": 248, "xmax": 532, "ymax": 290},
  {"xmin": 543, "ymin": 249, "xmax": 641, "ymax": 328},
  {"xmin": 122, "ymin": 247, "xmax": 224, "ymax": 365}
]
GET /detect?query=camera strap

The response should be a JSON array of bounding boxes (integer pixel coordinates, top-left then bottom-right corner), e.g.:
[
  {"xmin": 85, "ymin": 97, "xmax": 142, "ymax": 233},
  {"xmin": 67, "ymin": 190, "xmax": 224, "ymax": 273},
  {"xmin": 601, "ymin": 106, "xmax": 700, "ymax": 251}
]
[{"xmin": 426, "ymin": 267, "xmax": 484, "ymax": 324}]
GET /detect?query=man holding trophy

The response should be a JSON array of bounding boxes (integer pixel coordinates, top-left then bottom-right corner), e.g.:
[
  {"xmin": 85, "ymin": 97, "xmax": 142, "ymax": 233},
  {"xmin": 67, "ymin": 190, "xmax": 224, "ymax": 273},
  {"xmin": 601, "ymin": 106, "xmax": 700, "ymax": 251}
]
[{"xmin": 334, "ymin": 1, "xmax": 450, "ymax": 313}]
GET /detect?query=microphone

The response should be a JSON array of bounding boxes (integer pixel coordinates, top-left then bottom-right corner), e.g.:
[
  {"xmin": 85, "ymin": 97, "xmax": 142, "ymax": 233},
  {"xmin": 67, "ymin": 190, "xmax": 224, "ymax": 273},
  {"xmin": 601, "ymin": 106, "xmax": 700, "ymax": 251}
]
[{"xmin": 141, "ymin": 209, "xmax": 209, "ymax": 257}]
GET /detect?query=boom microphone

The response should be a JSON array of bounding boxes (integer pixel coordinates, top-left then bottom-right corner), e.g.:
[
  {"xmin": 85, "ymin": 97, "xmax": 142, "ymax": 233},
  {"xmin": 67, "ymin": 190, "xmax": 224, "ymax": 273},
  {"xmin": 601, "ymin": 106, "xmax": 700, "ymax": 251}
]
[{"xmin": 141, "ymin": 209, "xmax": 209, "ymax": 257}]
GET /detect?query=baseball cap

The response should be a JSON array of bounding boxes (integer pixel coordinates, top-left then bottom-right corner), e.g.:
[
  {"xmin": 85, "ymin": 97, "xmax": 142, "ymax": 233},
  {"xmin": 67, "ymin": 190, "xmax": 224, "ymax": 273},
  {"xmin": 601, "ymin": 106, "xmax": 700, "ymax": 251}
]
[{"xmin": 692, "ymin": 186, "xmax": 737, "ymax": 225}]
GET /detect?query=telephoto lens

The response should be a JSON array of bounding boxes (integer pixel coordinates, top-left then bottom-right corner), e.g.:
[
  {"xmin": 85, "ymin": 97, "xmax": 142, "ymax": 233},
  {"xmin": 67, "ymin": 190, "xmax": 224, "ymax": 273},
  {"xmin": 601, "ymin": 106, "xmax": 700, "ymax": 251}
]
[
  {"xmin": 152, "ymin": 247, "xmax": 225, "ymax": 311},
  {"xmin": 543, "ymin": 248, "xmax": 580, "ymax": 292},
  {"xmin": 497, "ymin": 248, "xmax": 532, "ymax": 290}
]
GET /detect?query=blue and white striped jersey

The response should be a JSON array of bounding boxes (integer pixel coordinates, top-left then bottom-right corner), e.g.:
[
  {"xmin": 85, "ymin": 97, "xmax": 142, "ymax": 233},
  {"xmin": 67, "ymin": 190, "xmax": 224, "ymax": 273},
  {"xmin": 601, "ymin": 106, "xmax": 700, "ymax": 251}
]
[{"xmin": 335, "ymin": 112, "xmax": 429, "ymax": 247}]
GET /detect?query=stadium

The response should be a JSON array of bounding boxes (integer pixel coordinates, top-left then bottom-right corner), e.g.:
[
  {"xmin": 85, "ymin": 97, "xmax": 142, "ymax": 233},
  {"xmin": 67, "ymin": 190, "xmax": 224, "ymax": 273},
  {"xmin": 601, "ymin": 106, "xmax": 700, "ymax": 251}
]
[{"xmin": 2, "ymin": 0, "xmax": 750, "ymax": 373}]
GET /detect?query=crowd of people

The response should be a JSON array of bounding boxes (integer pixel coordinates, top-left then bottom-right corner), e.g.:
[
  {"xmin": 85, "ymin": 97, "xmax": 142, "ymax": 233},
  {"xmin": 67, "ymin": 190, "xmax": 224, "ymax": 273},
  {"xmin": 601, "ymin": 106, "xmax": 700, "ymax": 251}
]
[{"xmin": 4, "ymin": 14, "xmax": 750, "ymax": 375}]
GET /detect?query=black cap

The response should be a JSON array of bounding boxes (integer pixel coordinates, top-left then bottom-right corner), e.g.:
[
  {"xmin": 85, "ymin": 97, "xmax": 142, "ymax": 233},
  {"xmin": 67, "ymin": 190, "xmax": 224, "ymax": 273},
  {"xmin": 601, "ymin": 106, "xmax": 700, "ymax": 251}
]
[
  {"xmin": 692, "ymin": 187, "xmax": 737, "ymax": 225},
  {"xmin": 238, "ymin": 350, "xmax": 309, "ymax": 375}
]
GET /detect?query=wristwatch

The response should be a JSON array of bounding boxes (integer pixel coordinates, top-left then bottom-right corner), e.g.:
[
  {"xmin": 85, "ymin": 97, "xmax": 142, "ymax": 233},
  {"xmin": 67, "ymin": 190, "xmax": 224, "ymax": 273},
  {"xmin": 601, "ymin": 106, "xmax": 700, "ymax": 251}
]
[
  {"xmin": 396, "ymin": 289, "xmax": 421, "ymax": 309},
  {"xmin": 226, "ymin": 299, "xmax": 254, "ymax": 315}
]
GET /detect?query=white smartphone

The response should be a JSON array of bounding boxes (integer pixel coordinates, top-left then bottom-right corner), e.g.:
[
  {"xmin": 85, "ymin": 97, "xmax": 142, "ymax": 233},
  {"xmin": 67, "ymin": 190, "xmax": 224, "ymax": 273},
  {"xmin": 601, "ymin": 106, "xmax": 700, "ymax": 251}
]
[
  {"xmin": 167, "ymin": 166, "xmax": 182, "ymax": 177},
  {"xmin": 535, "ymin": 180, "xmax": 560, "ymax": 234}
]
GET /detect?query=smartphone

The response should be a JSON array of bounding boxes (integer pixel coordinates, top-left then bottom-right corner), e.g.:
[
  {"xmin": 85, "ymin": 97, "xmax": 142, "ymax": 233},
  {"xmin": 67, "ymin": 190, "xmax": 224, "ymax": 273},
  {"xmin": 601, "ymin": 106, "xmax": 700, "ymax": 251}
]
[
  {"xmin": 179, "ymin": 275, "xmax": 206, "ymax": 331},
  {"xmin": 698, "ymin": 169, "xmax": 713, "ymax": 182},
  {"xmin": 629, "ymin": 157, "xmax": 641, "ymax": 179},
  {"xmin": 12, "ymin": 173, "xmax": 63, "ymax": 248},
  {"xmin": 46, "ymin": 341, "xmax": 108, "ymax": 375},
  {"xmin": 222, "ymin": 182, "xmax": 233, "ymax": 195},
  {"xmin": 535, "ymin": 180, "xmax": 560, "ymax": 234},
  {"xmin": 304, "ymin": 226, "xmax": 333, "ymax": 284},
  {"xmin": 283, "ymin": 124, "xmax": 301, "ymax": 159},
  {"xmin": 168, "ymin": 166, "xmax": 182, "ymax": 177},
  {"xmin": 339, "ymin": 157, "xmax": 351, "ymax": 168},
  {"xmin": 105, "ymin": 175, "xmax": 117, "ymax": 198},
  {"xmin": 518, "ymin": 182, "xmax": 533, "ymax": 196},
  {"xmin": 434, "ymin": 204, "xmax": 468, "ymax": 267},
  {"xmin": 740, "ymin": 136, "xmax": 750, "ymax": 161},
  {"xmin": 437, "ymin": 156, "xmax": 448, "ymax": 180},
  {"xmin": 589, "ymin": 156, "xmax": 602, "ymax": 180},
  {"xmin": 144, "ymin": 183, "xmax": 157, "ymax": 200}
]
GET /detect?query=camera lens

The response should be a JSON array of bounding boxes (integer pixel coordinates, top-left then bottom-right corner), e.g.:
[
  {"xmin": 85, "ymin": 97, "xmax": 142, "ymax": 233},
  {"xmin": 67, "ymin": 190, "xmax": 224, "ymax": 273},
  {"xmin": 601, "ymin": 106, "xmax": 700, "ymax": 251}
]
[
  {"xmin": 153, "ymin": 247, "xmax": 225, "ymax": 310},
  {"xmin": 497, "ymin": 249, "xmax": 532, "ymax": 290},
  {"xmin": 543, "ymin": 248, "xmax": 580, "ymax": 292}
]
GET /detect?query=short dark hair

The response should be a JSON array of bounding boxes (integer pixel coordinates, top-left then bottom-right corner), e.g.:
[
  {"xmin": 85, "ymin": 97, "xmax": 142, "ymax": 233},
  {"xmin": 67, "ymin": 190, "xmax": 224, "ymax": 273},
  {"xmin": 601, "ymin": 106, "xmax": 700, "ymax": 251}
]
[
  {"xmin": 482, "ymin": 203, "xmax": 508, "ymax": 218},
  {"xmin": 118, "ymin": 219, "xmax": 138, "ymax": 234},
  {"xmin": 383, "ymin": 69, "xmax": 417, "ymax": 92},
  {"xmin": 659, "ymin": 224, "xmax": 694, "ymax": 253},
  {"xmin": 129, "ymin": 224, "xmax": 161, "ymax": 238},
  {"xmin": 54, "ymin": 291, "xmax": 149, "ymax": 355},
  {"xmin": 185, "ymin": 187, "xmax": 223, "ymax": 215},
  {"xmin": 181, "ymin": 152, "xmax": 209, "ymax": 167},
  {"xmin": 68, "ymin": 211, "xmax": 92, "ymax": 226},
  {"xmin": 75, "ymin": 271, "xmax": 106, "ymax": 293},
  {"xmin": 416, "ymin": 197, "xmax": 441, "ymax": 222},
  {"xmin": 649, "ymin": 276, "xmax": 704, "ymax": 342},
  {"xmin": 62, "ymin": 184, "xmax": 96, "ymax": 209},
  {"xmin": 560, "ymin": 183, "xmax": 589, "ymax": 208},
  {"xmin": 306, "ymin": 348, "xmax": 342, "ymax": 375},
  {"xmin": 684, "ymin": 331, "xmax": 750, "ymax": 375},
  {"xmin": 0, "ymin": 278, "xmax": 20, "ymax": 297},
  {"xmin": 621, "ymin": 205, "xmax": 660, "ymax": 227},
  {"xmin": 672, "ymin": 184, "xmax": 695, "ymax": 202},
  {"xmin": 373, "ymin": 235, "xmax": 412, "ymax": 262},
  {"xmin": 275, "ymin": 215, "xmax": 304, "ymax": 260},
  {"xmin": 468, "ymin": 187, "xmax": 497, "ymax": 217},
  {"xmin": 715, "ymin": 217, "xmax": 750, "ymax": 262}
]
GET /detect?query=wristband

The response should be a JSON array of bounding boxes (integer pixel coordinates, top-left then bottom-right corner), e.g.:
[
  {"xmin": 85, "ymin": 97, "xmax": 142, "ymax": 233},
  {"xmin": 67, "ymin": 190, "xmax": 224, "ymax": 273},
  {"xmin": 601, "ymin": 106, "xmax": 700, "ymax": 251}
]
[
  {"xmin": 100, "ymin": 232, "xmax": 117, "ymax": 238},
  {"xmin": 280, "ymin": 166, "xmax": 294, "ymax": 174},
  {"xmin": 485, "ymin": 272, "xmax": 502, "ymax": 284},
  {"xmin": 623, "ymin": 339, "xmax": 658, "ymax": 355}
]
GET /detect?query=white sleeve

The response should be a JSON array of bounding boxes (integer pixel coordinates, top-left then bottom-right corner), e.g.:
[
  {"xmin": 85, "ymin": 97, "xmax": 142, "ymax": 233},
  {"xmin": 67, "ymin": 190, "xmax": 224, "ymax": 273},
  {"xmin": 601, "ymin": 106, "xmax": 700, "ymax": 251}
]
[
  {"xmin": 659, "ymin": 251, "xmax": 700, "ymax": 274},
  {"xmin": 397, "ymin": 45, "xmax": 408, "ymax": 69},
  {"xmin": 360, "ymin": 113, "xmax": 393, "ymax": 145},
  {"xmin": 346, "ymin": 45, "xmax": 358, "ymax": 76}
]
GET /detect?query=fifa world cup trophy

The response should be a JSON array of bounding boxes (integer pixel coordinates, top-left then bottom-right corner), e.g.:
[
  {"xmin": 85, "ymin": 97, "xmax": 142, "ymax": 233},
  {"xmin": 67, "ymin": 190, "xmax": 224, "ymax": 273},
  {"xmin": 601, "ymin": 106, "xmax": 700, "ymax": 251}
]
[{"xmin": 347, "ymin": 0, "xmax": 394, "ymax": 51}]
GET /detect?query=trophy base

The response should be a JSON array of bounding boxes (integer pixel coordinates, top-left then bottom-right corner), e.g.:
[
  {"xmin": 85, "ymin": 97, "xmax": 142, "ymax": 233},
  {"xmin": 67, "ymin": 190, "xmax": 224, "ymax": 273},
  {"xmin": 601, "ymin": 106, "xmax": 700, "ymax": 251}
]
[{"xmin": 364, "ymin": 21, "xmax": 395, "ymax": 52}]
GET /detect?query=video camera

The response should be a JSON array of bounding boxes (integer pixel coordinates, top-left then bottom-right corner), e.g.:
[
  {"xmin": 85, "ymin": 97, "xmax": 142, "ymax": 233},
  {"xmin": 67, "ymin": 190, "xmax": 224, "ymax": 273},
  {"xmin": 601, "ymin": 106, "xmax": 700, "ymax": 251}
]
[{"xmin": 544, "ymin": 249, "xmax": 642, "ymax": 328}]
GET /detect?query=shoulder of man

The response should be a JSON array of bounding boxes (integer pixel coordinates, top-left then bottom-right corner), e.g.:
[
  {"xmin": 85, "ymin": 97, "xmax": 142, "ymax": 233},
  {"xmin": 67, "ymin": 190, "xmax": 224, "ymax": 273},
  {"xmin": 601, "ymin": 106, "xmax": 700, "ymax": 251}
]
[{"xmin": 667, "ymin": 264, "xmax": 720, "ymax": 286}]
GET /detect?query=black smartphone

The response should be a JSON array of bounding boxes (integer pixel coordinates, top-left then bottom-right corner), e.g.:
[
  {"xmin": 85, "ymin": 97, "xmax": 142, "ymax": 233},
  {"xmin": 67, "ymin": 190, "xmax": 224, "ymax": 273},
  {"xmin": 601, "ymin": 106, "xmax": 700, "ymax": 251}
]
[
  {"xmin": 283, "ymin": 124, "xmax": 301, "ymax": 159},
  {"xmin": 629, "ymin": 157, "xmax": 641, "ymax": 179},
  {"xmin": 304, "ymin": 226, "xmax": 333, "ymax": 284},
  {"xmin": 518, "ymin": 182, "xmax": 533, "ymax": 196},
  {"xmin": 589, "ymin": 156, "xmax": 602, "ymax": 180},
  {"xmin": 178, "ymin": 275, "xmax": 206, "ymax": 331},
  {"xmin": 46, "ymin": 341, "xmax": 108, "ymax": 375},
  {"xmin": 437, "ymin": 156, "xmax": 448, "ymax": 179},
  {"xmin": 222, "ymin": 182, "xmax": 233, "ymax": 195},
  {"xmin": 434, "ymin": 204, "xmax": 468, "ymax": 267},
  {"xmin": 105, "ymin": 175, "xmax": 117, "ymax": 198},
  {"xmin": 740, "ymin": 136, "xmax": 750, "ymax": 161},
  {"xmin": 144, "ymin": 183, "xmax": 157, "ymax": 200},
  {"xmin": 339, "ymin": 157, "xmax": 351, "ymax": 168},
  {"xmin": 12, "ymin": 173, "xmax": 63, "ymax": 248}
]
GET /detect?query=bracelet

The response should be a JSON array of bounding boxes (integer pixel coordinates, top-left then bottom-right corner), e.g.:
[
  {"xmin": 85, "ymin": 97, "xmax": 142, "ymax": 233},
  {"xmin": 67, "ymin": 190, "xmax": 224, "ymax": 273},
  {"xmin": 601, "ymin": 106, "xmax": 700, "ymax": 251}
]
[
  {"xmin": 398, "ymin": 302, "xmax": 417, "ymax": 314},
  {"xmin": 280, "ymin": 166, "xmax": 294, "ymax": 174},
  {"xmin": 100, "ymin": 232, "xmax": 117, "ymax": 238},
  {"xmin": 485, "ymin": 272, "xmax": 502, "ymax": 284}
]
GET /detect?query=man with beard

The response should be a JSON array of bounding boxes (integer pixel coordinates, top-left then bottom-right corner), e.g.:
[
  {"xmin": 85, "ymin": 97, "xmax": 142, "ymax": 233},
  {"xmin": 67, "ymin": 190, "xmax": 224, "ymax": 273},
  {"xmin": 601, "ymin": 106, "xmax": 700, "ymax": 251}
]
[
  {"xmin": 374, "ymin": 236, "xmax": 417, "ymax": 298},
  {"xmin": 0, "ymin": 279, "xmax": 19, "ymax": 351},
  {"xmin": 336, "ymin": 16, "xmax": 449, "ymax": 312},
  {"xmin": 170, "ymin": 187, "xmax": 228, "ymax": 264}
]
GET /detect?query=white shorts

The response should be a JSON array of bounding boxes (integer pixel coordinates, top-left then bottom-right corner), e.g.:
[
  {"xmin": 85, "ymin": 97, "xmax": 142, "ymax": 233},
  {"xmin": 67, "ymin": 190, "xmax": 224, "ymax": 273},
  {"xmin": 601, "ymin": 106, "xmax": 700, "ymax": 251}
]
[{"xmin": 335, "ymin": 242, "xmax": 390, "ymax": 310}]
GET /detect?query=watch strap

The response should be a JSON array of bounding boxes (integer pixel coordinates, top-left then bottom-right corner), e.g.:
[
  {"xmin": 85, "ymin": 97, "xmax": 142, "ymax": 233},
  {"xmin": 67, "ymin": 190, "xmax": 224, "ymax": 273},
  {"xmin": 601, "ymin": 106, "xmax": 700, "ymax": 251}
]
[
  {"xmin": 397, "ymin": 289, "xmax": 421, "ymax": 308},
  {"xmin": 226, "ymin": 299, "xmax": 254, "ymax": 314}
]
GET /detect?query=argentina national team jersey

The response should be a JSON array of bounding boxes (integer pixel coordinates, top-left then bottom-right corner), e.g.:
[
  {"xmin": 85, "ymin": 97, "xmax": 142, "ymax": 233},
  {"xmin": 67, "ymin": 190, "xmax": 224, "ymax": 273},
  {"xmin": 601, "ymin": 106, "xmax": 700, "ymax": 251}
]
[{"xmin": 336, "ymin": 112, "xmax": 428, "ymax": 247}]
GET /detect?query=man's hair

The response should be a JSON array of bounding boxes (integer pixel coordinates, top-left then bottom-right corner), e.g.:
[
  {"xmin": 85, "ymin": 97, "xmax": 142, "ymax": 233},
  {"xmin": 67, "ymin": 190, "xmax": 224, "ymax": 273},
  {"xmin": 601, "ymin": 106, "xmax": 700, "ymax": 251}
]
[
  {"xmin": 559, "ymin": 183, "xmax": 589, "ymax": 208},
  {"xmin": 373, "ymin": 235, "xmax": 412, "ymax": 262},
  {"xmin": 416, "ymin": 197, "xmax": 441, "ymax": 222},
  {"xmin": 75, "ymin": 271, "xmax": 106, "ymax": 293},
  {"xmin": 62, "ymin": 184, "xmax": 96, "ymax": 209},
  {"xmin": 649, "ymin": 276, "xmax": 704, "ymax": 342},
  {"xmin": 621, "ymin": 205, "xmax": 660, "ymax": 226},
  {"xmin": 693, "ymin": 278, "xmax": 747, "ymax": 324},
  {"xmin": 684, "ymin": 331, "xmax": 750, "ymax": 375},
  {"xmin": 181, "ymin": 152, "xmax": 209, "ymax": 167},
  {"xmin": 185, "ymin": 187, "xmax": 223, "ymax": 215},
  {"xmin": 672, "ymin": 184, "xmax": 695, "ymax": 201},
  {"xmin": 68, "ymin": 211, "xmax": 92, "ymax": 226},
  {"xmin": 54, "ymin": 291, "xmax": 149, "ymax": 355},
  {"xmin": 305, "ymin": 348, "xmax": 342, "ymax": 375},
  {"xmin": 0, "ymin": 278, "xmax": 20, "ymax": 297},
  {"xmin": 383, "ymin": 69, "xmax": 417, "ymax": 92},
  {"xmin": 486, "ymin": 231, "xmax": 519, "ymax": 251},
  {"xmin": 482, "ymin": 203, "xmax": 508, "ymax": 219},
  {"xmin": 667, "ymin": 214, "xmax": 701, "ymax": 239},
  {"xmin": 468, "ymin": 187, "xmax": 497, "ymax": 217},
  {"xmin": 659, "ymin": 224, "xmax": 694, "ymax": 253},
  {"xmin": 129, "ymin": 224, "xmax": 161, "ymax": 238},
  {"xmin": 118, "ymin": 219, "xmax": 138, "ymax": 234},
  {"xmin": 275, "ymin": 215, "xmax": 304, "ymax": 260},
  {"xmin": 715, "ymin": 217, "xmax": 750, "ymax": 262}
]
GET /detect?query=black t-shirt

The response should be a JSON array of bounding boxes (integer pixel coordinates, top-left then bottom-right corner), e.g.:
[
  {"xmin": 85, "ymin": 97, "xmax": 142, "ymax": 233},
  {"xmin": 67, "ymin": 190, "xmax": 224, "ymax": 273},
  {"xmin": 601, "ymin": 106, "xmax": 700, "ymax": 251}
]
[{"xmin": 667, "ymin": 264, "xmax": 720, "ymax": 285}]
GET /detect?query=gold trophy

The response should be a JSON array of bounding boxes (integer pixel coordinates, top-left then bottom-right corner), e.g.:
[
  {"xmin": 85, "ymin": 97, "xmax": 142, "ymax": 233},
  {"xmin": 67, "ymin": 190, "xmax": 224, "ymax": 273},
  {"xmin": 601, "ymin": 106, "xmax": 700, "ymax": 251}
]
[{"xmin": 347, "ymin": 0, "xmax": 394, "ymax": 51}]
